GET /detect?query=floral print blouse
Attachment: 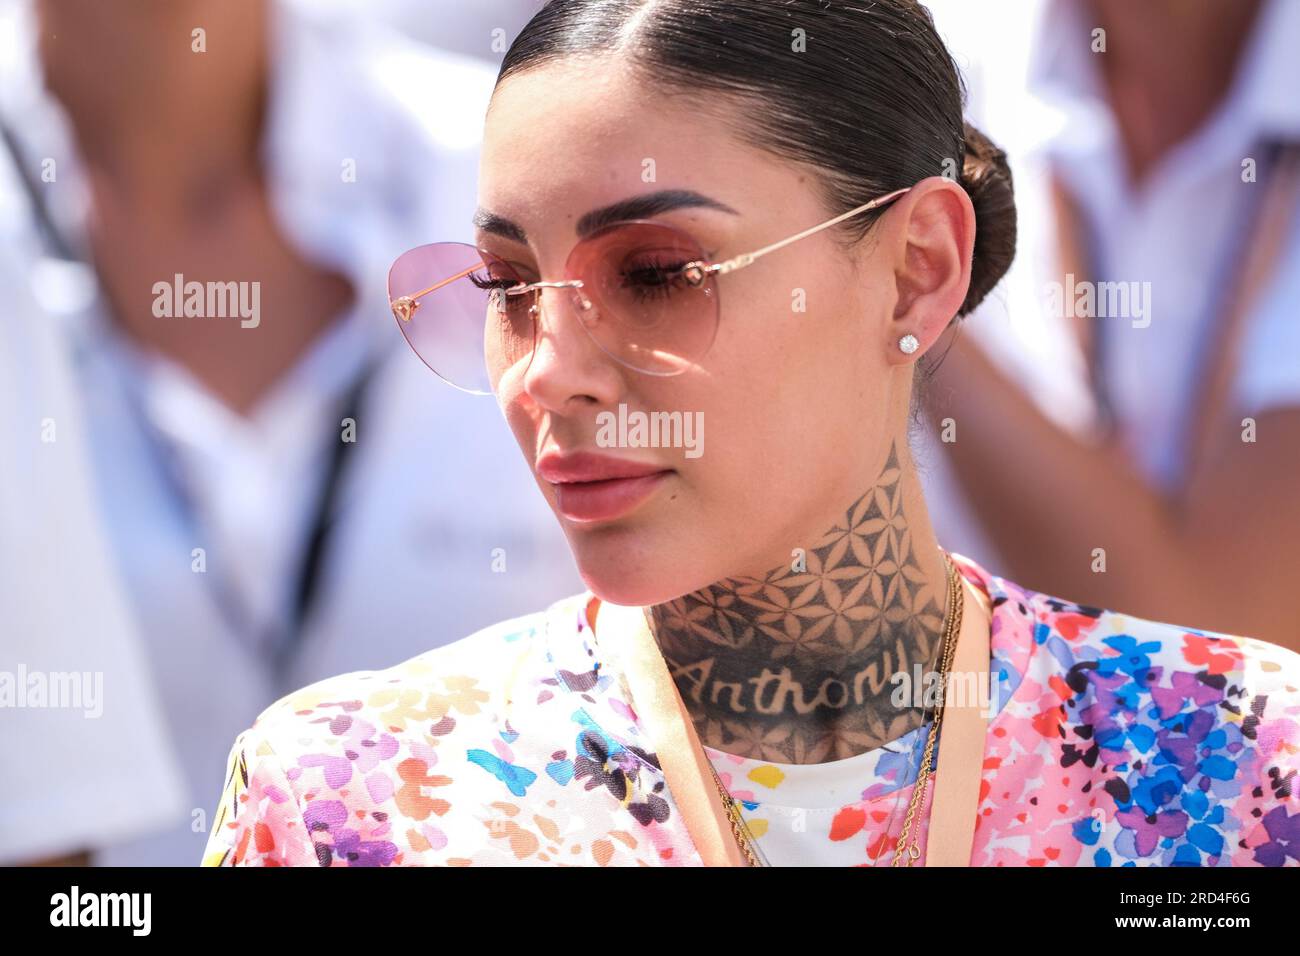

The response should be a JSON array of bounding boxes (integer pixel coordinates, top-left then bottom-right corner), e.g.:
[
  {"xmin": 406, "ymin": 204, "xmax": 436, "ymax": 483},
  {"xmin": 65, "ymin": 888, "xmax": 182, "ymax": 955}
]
[{"xmin": 201, "ymin": 552, "xmax": 1300, "ymax": 866}]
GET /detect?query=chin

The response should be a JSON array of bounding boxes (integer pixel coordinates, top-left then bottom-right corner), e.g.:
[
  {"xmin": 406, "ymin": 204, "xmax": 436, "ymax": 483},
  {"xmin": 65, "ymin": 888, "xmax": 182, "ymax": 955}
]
[{"xmin": 564, "ymin": 521, "xmax": 712, "ymax": 607}]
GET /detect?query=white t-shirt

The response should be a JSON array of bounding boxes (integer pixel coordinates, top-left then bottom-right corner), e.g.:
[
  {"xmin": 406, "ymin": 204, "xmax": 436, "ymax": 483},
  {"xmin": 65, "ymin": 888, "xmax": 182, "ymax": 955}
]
[
  {"xmin": 917, "ymin": 0, "xmax": 1300, "ymax": 565},
  {"xmin": 1031, "ymin": 0, "xmax": 1300, "ymax": 492},
  {"xmin": 701, "ymin": 720, "xmax": 934, "ymax": 867}
]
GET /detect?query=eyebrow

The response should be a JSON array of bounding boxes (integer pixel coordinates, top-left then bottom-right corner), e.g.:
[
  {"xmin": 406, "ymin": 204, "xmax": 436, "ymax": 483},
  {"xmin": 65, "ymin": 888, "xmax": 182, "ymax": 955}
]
[{"xmin": 472, "ymin": 189, "xmax": 741, "ymax": 244}]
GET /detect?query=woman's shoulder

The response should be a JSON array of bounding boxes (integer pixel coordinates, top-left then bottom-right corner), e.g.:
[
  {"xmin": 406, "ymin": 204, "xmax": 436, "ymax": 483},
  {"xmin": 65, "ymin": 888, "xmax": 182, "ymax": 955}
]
[
  {"xmin": 250, "ymin": 592, "xmax": 593, "ymax": 746},
  {"xmin": 1022, "ymin": 580, "xmax": 1300, "ymax": 777},
  {"xmin": 201, "ymin": 592, "xmax": 595, "ymax": 866},
  {"xmin": 956, "ymin": 551, "xmax": 1300, "ymax": 704},
  {"xmin": 964, "ymin": 555, "xmax": 1300, "ymax": 866},
  {"xmin": 1014, "ymin": 574, "xmax": 1299, "ymax": 706}
]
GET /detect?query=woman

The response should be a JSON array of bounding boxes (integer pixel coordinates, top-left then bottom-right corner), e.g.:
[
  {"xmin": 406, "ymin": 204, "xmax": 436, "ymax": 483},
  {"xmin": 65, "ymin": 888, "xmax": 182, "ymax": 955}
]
[{"xmin": 202, "ymin": 0, "xmax": 1300, "ymax": 867}]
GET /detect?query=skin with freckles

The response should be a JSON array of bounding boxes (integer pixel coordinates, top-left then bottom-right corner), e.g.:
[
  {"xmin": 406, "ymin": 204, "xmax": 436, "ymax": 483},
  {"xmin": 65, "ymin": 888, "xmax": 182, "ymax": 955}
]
[{"xmin": 476, "ymin": 58, "xmax": 981, "ymax": 762}]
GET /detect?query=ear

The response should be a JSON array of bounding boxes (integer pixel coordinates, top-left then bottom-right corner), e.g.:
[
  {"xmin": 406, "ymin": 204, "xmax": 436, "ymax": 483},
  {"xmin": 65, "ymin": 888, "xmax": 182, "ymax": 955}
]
[{"xmin": 881, "ymin": 175, "xmax": 975, "ymax": 364}]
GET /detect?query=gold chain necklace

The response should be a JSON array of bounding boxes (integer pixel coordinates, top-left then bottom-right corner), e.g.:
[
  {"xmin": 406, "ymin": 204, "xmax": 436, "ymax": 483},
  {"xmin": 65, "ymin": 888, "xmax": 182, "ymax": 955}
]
[
  {"xmin": 704, "ymin": 549, "xmax": 964, "ymax": 867},
  {"xmin": 890, "ymin": 549, "xmax": 963, "ymax": 867}
]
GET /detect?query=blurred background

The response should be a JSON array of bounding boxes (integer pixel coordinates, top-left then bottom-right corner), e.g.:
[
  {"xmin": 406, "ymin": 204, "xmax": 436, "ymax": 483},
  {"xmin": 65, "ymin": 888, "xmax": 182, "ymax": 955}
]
[{"xmin": 2, "ymin": 0, "xmax": 1296, "ymax": 866}]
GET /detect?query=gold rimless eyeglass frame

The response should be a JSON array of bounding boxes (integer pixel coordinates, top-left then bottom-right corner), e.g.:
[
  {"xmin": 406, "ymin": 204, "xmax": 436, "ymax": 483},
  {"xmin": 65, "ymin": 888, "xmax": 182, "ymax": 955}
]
[{"xmin": 391, "ymin": 186, "xmax": 912, "ymax": 319}]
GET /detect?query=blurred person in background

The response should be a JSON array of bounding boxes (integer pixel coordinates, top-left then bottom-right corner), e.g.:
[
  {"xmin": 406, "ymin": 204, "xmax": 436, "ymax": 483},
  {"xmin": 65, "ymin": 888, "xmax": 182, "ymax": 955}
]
[
  {"xmin": 917, "ymin": 0, "xmax": 1300, "ymax": 652},
  {"xmin": 0, "ymin": 232, "xmax": 187, "ymax": 868},
  {"xmin": 0, "ymin": 0, "xmax": 580, "ymax": 866}
]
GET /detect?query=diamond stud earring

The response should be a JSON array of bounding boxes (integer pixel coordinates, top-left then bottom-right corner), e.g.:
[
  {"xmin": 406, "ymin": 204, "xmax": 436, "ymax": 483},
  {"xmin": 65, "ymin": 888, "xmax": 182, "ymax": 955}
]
[{"xmin": 898, "ymin": 334, "xmax": 919, "ymax": 354}]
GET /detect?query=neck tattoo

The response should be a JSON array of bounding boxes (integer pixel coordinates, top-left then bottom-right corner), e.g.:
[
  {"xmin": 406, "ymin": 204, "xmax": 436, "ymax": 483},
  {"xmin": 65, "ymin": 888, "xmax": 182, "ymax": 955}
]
[{"xmin": 647, "ymin": 442, "xmax": 948, "ymax": 764}]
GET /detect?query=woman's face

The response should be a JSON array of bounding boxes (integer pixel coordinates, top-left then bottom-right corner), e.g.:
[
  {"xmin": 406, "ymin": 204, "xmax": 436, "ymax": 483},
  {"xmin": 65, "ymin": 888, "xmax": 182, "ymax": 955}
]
[{"xmin": 477, "ymin": 60, "xmax": 919, "ymax": 606}]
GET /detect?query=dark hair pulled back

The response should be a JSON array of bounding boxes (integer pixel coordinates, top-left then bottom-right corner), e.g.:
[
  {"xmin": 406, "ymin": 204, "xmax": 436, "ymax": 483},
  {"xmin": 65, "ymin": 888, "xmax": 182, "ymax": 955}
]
[{"xmin": 497, "ymin": 0, "xmax": 1016, "ymax": 319}]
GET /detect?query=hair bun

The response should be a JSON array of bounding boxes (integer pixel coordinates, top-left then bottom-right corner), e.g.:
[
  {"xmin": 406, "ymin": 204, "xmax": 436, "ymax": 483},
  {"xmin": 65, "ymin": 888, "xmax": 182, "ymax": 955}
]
[{"xmin": 957, "ymin": 121, "xmax": 1016, "ymax": 317}]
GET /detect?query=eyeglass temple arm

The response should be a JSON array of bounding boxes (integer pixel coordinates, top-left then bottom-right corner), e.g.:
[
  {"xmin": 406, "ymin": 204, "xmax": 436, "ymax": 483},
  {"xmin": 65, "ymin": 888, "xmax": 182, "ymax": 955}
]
[
  {"xmin": 703, "ymin": 186, "xmax": 912, "ymax": 277},
  {"xmin": 404, "ymin": 264, "xmax": 480, "ymax": 303},
  {"xmin": 396, "ymin": 185, "xmax": 912, "ymax": 311},
  {"xmin": 393, "ymin": 264, "xmax": 483, "ymax": 321}
]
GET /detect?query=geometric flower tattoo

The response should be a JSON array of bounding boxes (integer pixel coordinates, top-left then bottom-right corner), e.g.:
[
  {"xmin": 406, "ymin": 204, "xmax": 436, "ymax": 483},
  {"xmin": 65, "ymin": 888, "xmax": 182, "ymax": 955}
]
[{"xmin": 647, "ymin": 442, "xmax": 950, "ymax": 763}]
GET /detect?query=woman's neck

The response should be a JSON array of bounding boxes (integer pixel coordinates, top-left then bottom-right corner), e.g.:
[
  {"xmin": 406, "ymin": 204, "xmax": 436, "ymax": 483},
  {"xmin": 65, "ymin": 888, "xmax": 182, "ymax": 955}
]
[{"xmin": 647, "ymin": 440, "xmax": 952, "ymax": 764}]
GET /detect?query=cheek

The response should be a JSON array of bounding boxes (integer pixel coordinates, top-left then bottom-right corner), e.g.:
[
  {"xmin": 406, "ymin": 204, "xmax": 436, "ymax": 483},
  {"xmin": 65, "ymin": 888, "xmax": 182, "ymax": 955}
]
[
  {"xmin": 677, "ymin": 271, "xmax": 884, "ymax": 495},
  {"xmin": 500, "ymin": 397, "xmax": 561, "ymax": 512},
  {"xmin": 498, "ymin": 387, "xmax": 540, "ymax": 462},
  {"xmin": 705, "ymin": 270, "xmax": 874, "ymax": 421}
]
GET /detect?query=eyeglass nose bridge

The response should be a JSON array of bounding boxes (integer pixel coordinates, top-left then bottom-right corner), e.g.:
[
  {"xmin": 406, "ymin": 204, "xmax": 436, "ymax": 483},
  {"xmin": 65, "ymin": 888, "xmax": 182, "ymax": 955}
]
[
  {"xmin": 506, "ymin": 277, "xmax": 613, "ymax": 379},
  {"xmin": 511, "ymin": 279, "xmax": 583, "ymax": 292},
  {"xmin": 507, "ymin": 277, "xmax": 596, "ymax": 316}
]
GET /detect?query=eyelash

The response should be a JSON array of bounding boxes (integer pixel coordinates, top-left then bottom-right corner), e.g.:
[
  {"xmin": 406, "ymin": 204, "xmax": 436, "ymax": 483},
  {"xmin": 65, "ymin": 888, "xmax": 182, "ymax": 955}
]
[{"xmin": 471, "ymin": 246, "xmax": 720, "ymax": 304}]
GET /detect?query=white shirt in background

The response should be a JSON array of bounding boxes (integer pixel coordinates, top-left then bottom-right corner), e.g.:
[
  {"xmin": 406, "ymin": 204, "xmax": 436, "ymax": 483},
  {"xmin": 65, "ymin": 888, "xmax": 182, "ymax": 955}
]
[
  {"xmin": 917, "ymin": 0, "xmax": 1300, "ymax": 566},
  {"xmin": 0, "ymin": 0, "xmax": 583, "ymax": 866},
  {"xmin": 0, "ymin": 235, "xmax": 188, "ymax": 865}
]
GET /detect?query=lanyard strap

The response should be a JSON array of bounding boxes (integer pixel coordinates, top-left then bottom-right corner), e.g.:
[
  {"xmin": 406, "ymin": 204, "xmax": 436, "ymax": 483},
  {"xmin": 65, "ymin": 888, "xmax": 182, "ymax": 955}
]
[
  {"xmin": 593, "ymin": 573, "xmax": 992, "ymax": 866},
  {"xmin": 595, "ymin": 599, "xmax": 748, "ymax": 866},
  {"xmin": 272, "ymin": 352, "xmax": 381, "ymax": 677},
  {"xmin": 924, "ymin": 573, "xmax": 992, "ymax": 866}
]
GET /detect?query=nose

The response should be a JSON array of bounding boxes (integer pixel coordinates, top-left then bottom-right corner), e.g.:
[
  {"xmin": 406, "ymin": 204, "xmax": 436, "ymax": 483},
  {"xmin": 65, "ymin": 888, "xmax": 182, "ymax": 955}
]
[{"xmin": 520, "ymin": 283, "xmax": 623, "ymax": 413}]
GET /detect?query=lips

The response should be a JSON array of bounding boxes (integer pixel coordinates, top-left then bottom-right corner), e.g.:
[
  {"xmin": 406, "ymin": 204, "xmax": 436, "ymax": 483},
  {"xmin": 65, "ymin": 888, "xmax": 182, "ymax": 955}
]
[{"xmin": 536, "ymin": 451, "xmax": 673, "ymax": 523}]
